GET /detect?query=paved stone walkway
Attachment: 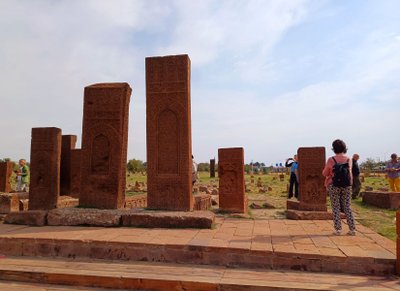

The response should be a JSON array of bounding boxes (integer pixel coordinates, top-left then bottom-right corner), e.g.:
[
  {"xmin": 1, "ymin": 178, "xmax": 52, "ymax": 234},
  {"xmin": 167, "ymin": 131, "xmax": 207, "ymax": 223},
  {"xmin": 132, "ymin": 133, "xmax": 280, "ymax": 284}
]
[{"xmin": 0, "ymin": 217, "xmax": 395, "ymax": 259}]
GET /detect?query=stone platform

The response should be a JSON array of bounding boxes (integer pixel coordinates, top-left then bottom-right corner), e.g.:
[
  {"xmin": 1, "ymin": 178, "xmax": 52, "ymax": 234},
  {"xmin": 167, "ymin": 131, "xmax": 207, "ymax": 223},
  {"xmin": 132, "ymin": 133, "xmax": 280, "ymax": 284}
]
[
  {"xmin": 0, "ymin": 217, "xmax": 395, "ymax": 276},
  {"xmin": 362, "ymin": 191, "xmax": 400, "ymax": 209},
  {"xmin": 4, "ymin": 208, "xmax": 215, "ymax": 229},
  {"xmin": 0, "ymin": 256, "xmax": 399, "ymax": 291}
]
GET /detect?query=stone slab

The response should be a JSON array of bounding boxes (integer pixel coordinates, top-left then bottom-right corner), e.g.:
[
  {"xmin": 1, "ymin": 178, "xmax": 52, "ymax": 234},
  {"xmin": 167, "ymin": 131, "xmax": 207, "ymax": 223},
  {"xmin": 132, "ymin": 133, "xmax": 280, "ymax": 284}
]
[
  {"xmin": 146, "ymin": 54, "xmax": 193, "ymax": 211},
  {"xmin": 0, "ymin": 161, "xmax": 14, "ymax": 193},
  {"xmin": 124, "ymin": 194, "xmax": 147, "ymax": 209},
  {"xmin": 121, "ymin": 210, "xmax": 214, "ymax": 229},
  {"xmin": 70, "ymin": 149, "xmax": 81, "ymax": 198},
  {"xmin": 57, "ymin": 196, "xmax": 79, "ymax": 208},
  {"xmin": 29, "ymin": 127, "xmax": 62, "ymax": 210},
  {"xmin": 210, "ymin": 158, "xmax": 215, "ymax": 178},
  {"xmin": 80, "ymin": 83, "xmax": 131, "ymax": 209},
  {"xmin": 0, "ymin": 193, "xmax": 20, "ymax": 214},
  {"xmin": 362, "ymin": 191, "xmax": 400, "ymax": 209},
  {"xmin": 293, "ymin": 147, "xmax": 327, "ymax": 211},
  {"xmin": 286, "ymin": 209, "xmax": 345, "ymax": 220},
  {"xmin": 218, "ymin": 147, "xmax": 246, "ymax": 213},
  {"xmin": 60, "ymin": 135, "xmax": 77, "ymax": 196},
  {"xmin": 47, "ymin": 208, "xmax": 121, "ymax": 227},
  {"xmin": 194, "ymin": 194, "xmax": 212, "ymax": 211},
  {"xmin": 4, "ymin": 210, "xmax": 47, "ymax": 226},
  {"xmin": 0, "ymin": 257, "xmax": 399, "ymax": 291}
]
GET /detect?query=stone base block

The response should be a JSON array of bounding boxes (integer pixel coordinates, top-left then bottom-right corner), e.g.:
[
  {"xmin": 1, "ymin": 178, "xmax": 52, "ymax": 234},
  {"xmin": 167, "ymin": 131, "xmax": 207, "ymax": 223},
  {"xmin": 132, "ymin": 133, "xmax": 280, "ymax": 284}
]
[
  {"xmin": 0, "ymin": 193, "xmax": 20, "ymax": 214},
  {"xmin": 194, "ymin": 194, "xmax": 212, "ymax": 210},
  {"xmin": 47, "ymin": 208, "xmax": 121, "ymax": 227},
  {"xmin": 362, "ymin": 191, "xmax": 400, "ymax": 209},
  {"xmin": 57, "ymin": 196, "xmax": 79, "ymax": 208},
  {"xmin": 286, "ymin": 209, "xmax": 345, "ymax": 220},
  {"xmin": 125, "ymin": 194, "xmax": 147, "ymax": 209},
  {"xmin": 287, "ymin": 199, "xmax": 327, "ymax": 211},
  {"xmin": 121, "ymin": 210, "xmax": 215, "ymax": 229},
  {"xmin": 4, "ymin": 210, "xmax": 47, "ymax": 226}
]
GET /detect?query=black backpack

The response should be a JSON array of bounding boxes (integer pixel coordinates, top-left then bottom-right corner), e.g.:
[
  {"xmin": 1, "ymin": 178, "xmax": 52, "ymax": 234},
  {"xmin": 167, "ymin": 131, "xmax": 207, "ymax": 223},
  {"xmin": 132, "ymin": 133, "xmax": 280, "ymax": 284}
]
[{"xmin": 332, "ymin": 157, "xmax": 351, "ymax": 188}]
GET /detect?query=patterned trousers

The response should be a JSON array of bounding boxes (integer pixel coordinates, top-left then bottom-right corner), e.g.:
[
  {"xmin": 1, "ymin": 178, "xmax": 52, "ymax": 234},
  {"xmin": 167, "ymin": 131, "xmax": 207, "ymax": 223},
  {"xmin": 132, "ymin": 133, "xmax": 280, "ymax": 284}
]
[{"xmin": 328, "ymin": 185, "xmax": 356, "ymax": 232}]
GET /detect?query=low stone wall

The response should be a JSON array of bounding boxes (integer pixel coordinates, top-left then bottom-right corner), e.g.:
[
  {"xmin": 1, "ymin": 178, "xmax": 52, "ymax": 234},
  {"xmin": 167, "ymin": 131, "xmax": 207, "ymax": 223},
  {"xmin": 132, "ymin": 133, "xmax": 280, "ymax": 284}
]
[
  {"xmin": 0, "ymin": 192, "xmax": 29, "ymax": 214},
  {"xmin": 362, "ymin": 191, "xmax": 400, "ymax": 209},
  {"xmin": 125, "ymin": 194, "xmax": 147, "ymax": 209}
]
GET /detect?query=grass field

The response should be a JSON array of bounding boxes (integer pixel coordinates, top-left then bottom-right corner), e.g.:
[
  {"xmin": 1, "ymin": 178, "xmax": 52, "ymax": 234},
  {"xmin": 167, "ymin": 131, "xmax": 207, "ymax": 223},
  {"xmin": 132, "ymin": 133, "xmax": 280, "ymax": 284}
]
[{"xmin": 126, "ymin": 171, "xmax": 397, "ymax": 241}]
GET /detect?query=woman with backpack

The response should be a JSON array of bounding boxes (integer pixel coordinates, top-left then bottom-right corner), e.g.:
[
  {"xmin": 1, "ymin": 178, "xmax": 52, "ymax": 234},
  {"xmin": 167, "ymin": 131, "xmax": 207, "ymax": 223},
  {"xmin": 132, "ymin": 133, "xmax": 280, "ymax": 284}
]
[{"xmin": 322, "ymin": 139, "xmax": 356, "ymax": 236}]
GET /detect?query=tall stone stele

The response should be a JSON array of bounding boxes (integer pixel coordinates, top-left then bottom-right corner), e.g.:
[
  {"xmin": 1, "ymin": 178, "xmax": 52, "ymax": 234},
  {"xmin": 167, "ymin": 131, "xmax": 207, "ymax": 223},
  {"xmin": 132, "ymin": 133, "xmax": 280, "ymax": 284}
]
[
  {"xmin": 218, "ymin": 147, "xmax": 247, "ymax": 213},
  {"xmin": 0, "ymin": 161, "xmax": 14, "ymax": 193},
  {"xmin": 210, "ymin": 158, "xmax": 216, "ymax": 178},
  {"xmin": 29, "ymin": 127, "xmax": 62, "ymax": 210},
  {"xmin": 287, "ymin": 147, "xmax": 327, "ymax": 211},
  {"xmin": 60, "ymin": 135, "xmax": 77, "ymax": 196},
  {"xmin": 146, "ymin": 54, "xmax": 193, "ymax": 211},
  {"xmin": 79, "ymin": 83, "xmax": 131, "ymax": 209}
]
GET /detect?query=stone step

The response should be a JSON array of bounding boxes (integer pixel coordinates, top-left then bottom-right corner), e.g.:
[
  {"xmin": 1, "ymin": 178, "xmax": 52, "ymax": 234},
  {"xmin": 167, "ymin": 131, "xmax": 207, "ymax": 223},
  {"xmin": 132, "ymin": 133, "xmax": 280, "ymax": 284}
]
[
  {"xmin": 0, "ymin": 280, "xmax": 119, "ymax": 291},
  {"xmin": 0, "ymin": 256, "xmax": 399, "ymax": 291}
]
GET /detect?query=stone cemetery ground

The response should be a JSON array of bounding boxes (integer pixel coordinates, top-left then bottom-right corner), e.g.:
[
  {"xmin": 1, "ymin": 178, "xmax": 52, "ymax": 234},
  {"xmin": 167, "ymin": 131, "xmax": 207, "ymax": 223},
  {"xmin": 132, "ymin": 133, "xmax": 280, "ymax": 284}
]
[{"xmin": 0, "ymin": 171, "xmax": 399, "ymax": 290}]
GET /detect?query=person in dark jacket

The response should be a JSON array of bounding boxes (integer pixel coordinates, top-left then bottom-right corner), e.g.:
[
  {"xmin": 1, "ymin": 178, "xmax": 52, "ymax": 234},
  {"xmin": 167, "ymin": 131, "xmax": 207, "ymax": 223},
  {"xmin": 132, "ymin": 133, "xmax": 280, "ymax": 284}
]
[
  {"xmin": 351, "ymin": 154, "xmax": 361, "ymax": 199},
  {"xmin": 285, "ymin": 155, "xmax": 299, "ymax": 199}
]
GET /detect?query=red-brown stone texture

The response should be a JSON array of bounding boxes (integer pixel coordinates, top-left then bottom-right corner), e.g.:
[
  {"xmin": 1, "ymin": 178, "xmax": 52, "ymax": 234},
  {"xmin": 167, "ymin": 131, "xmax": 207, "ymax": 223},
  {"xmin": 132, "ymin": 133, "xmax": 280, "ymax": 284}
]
[
  {"xmin": 0, "ymin": 161, "xmax": 14, "ymax": 193},
  {"xmin": 362, "ymin": 191, "xmax": 400, "ymax": 209},
  {"xmin": 70, "ymin": 149, "xmax": 81, "ymax": 198},
  {"xmin": 0, "ymin": 193, "xmax": 19, "ymax": 213},
  {"xmin": 60, "ymin": 135, "xmax": 77, "ymax": 196},
  {"xmin": 218, "ymin": 147, "xmax": 246, "ymax": 213},
  {"xmin": 29, "ymin": 127, "xmax": 62, "ymax": 210},
  {"xmin": 146, "ymin": 55, "xmax": 193, "ymax": 211},
  {"xmin": 124, "ymin": 194, "xmax": 147, "ymax": 209},
  {"xmin": 194, "ymin": 194, "xmax": 212, "ymax": 211},
  {"xmin": 4, "ymin": 210, "xmax": 47, "ymax": 226},
  {"xmin": 80, "ymin": 83, "xmax": 131, "ymax": 209},
  {"xmin": 210, "ymin": 158, "xmax": 216, "ymax": 178},
  {"xmin": 291, "ymin": 147, "xmax": 326, "ymax": 211}
]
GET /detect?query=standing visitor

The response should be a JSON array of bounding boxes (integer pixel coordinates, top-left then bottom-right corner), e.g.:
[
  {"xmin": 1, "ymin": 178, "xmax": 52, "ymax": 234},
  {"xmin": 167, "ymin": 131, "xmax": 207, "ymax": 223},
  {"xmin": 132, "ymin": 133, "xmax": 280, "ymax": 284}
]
[
  {"xmin": 15, "ymin": 159, "xmax": 29, "ymax": 192},
  {"xmin": 322, "ymin": 139, "xmax": 356, "ymax": 236},
  {"xmin": 351, "ymin": 154, "xmax": 361, "ymax": 199},
  {"xmin": 385, "ymin": 153, "xmax": 400, "ymax": 192},
  {"xmin": 285, "ymin": 155, "xmax": 299, "ymax": 199},
  {"xmin": 192, "ymin": 155, "xmax": 198, "ymax": 186}
]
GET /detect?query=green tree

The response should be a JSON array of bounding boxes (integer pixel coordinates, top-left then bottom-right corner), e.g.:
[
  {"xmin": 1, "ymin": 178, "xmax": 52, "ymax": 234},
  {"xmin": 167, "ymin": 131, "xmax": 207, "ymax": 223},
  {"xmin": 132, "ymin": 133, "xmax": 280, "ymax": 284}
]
[
  {"xmin": 197, "ymin": 163, "xmax": 210, "ymax": 172},
  {"xmin": 127, "ymin": 159, "xmax": 145, "ymax": 173}
]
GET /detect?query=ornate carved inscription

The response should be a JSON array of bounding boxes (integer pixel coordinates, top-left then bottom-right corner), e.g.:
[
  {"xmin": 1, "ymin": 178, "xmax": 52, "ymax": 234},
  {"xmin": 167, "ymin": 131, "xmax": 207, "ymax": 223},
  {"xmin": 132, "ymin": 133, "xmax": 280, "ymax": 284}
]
[
  {"xmin": 80, "ymin": 83, "xmax": 131, "ymax": 209},
  {"xmin": 297, "ymin": 147, "xmax": 326, "ymax": 211},
  {"xmin": 218, "ymin": 148, "xmax": 246, "ymax": 213},
  {"xmin": 146, "ymin": 55, "xmax": 193, "ymax": 211}
]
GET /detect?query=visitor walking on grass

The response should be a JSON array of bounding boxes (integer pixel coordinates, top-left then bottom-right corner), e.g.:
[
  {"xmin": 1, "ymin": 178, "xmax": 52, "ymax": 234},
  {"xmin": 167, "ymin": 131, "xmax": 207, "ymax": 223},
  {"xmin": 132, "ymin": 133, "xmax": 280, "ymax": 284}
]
[
  {"xmin": 322, "ymin": 139, "xmax": 356, "ymax": 236},
  {"xmin": 285, "ymin": 155, "xmax": 299, "ymax": 199},
  {"xmin": 351, "ymin": 154, "xmax": 361, "ymax": 199},
  {"xmin": 385, "ymin": 153, "xmax": 400, "ymax": 192}
]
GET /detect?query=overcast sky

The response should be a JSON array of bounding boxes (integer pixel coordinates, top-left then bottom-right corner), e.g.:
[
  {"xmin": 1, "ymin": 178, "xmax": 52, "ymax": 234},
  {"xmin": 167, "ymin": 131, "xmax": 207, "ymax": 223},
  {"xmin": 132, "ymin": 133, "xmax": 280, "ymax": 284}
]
[{"xmin": 1, "ymin": 0, "xmax": 399, "ymax": 165}]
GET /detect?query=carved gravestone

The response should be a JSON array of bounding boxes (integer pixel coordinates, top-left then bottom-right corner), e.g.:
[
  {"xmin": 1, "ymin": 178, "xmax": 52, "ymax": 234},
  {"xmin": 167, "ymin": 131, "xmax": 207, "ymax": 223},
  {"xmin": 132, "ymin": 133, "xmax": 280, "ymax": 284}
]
[
  {"xmin": 29, "ymin": 127, "xmax": 62, "ymax": 210},
  {"xmin": 70, "ymin": 149, "xmax": 81, "ymax": 198},
  {"xmin": 80, "ymin": 83, "xmax": 131, "ymax": 209},
  {"xmin": 60, "ymin": 135, "xmax": 77, "ymax": 196},
  {"xmin": 0, "ymin": 162, "xmax": 14, "ymax": 193},
  {"xmin": 210, "ymin": 158, "xmax": 215, "ymax": 178},
  {"xmin": 218, "ymin": 147, "xmax": 246, "ymax": 213},
  {"xmin": 295, "ymin": 147, "xmax": 326, "ymax": 211},
  {"xmin": 146, "ymin": 54, "xmax": 193, "ymax": 211}
]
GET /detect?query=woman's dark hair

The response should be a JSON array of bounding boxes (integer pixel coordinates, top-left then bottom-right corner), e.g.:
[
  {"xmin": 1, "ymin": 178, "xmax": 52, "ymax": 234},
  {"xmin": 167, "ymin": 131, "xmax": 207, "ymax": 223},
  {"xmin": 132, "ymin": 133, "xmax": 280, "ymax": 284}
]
[
  {"xmin": 332, "ymin": 139, "xmax": 347, "ymax": 154},
  {"xmin": 391, "ymin": 153, "xmax": 397, "ymax": 160}
]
